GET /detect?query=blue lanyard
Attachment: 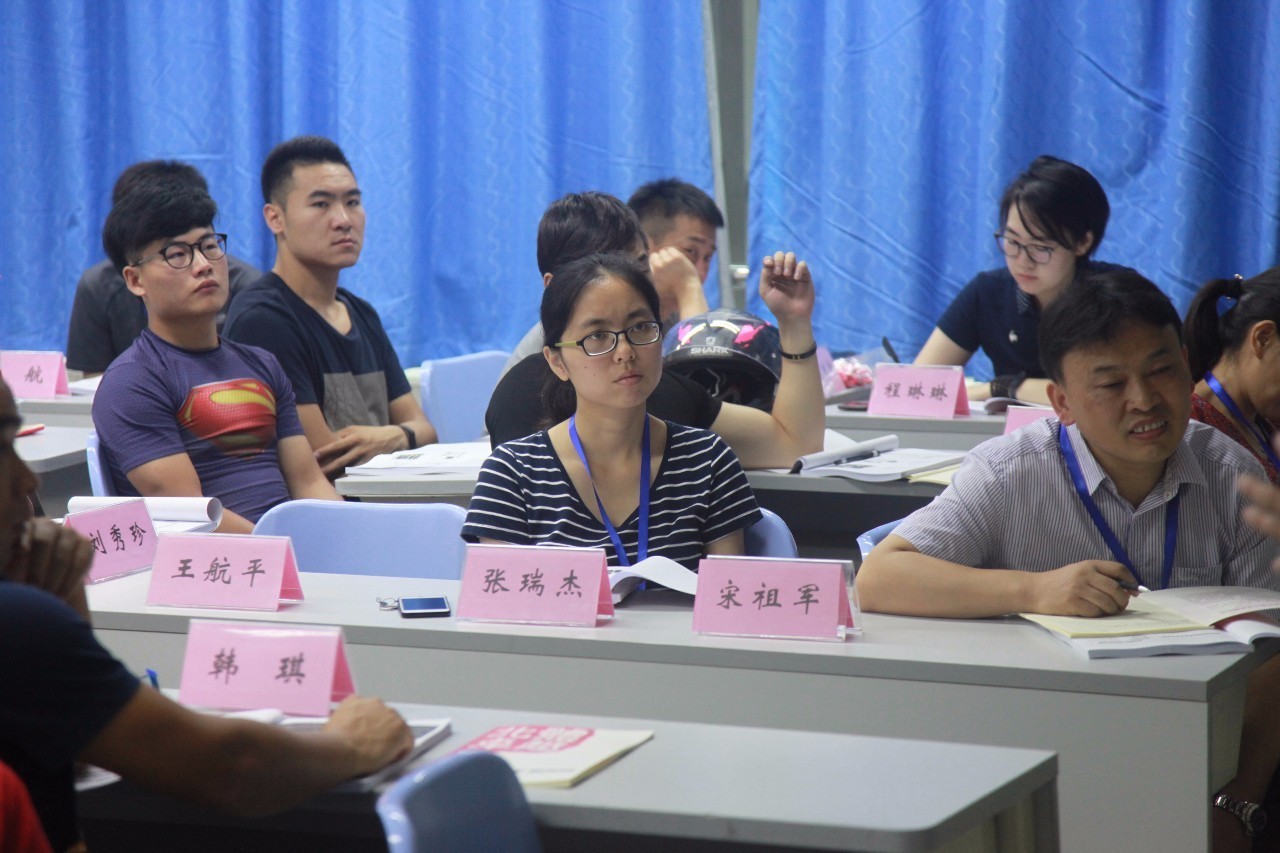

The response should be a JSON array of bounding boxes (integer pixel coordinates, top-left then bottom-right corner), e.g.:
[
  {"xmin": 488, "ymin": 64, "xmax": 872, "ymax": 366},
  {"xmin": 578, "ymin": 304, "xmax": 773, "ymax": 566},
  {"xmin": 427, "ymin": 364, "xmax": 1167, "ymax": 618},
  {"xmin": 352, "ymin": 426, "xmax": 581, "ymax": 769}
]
[
  {"xmin": 1057, "ymin": 423, "xmax": 1179, "ymax": 590},
  {"xmin": 1205, "ymin": 372, "xmax": 1280, "ymax": 471},
  {"xmin": 568, "ymin": 415, "xmax": 650, "ymax": 567}
]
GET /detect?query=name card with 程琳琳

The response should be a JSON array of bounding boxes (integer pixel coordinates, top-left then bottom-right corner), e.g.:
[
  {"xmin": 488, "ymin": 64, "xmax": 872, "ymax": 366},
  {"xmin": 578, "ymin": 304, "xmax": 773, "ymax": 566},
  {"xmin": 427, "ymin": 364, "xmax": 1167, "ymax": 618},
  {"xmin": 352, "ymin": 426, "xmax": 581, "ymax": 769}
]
[
  {"xmin": 1004, "ymin": 405, "xmax": 1055, "ymax": 435},
  {"xmin": 177, "ymin": 620, "xmax": 354, "ymax": 716},
  {"xmin": 0, "ymin": 351, "xmax": 69, "ymax": 399},
  {"xmin": 867, "ymin": 363, "xmax": 969, "ymax": 418},
  {"xmin": 146, "ymin": 533, "xmax": 304, "ymax": 611},
  {"xmin": 692, "ymin": 556, "xmax": 858, "ymax": 641},
  {"xmin": 64, "ymin": 498, "xmax": 157, "ymax": 583},
  {"xmin": 455, "ymin": 543, "xmax": 614, "ymax": 627}
]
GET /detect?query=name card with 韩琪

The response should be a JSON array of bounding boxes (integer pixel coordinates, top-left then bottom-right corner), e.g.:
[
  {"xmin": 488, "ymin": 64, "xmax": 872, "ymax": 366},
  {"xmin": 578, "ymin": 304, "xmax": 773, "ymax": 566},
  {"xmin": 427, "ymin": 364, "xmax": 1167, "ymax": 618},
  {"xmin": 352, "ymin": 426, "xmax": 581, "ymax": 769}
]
[
  {"xmin": 146, "ymin": 533, "xmax": 304, "ymax": 611},
  {"xmin": 692, "ymin": 556, "xmax": 858, "ymax": 641},
  {"xmin": 1004, "ymin": 405, "xmax": 1054, "ymax": 435},
  {"xmin": 867, "ymin": 363, "xmax": 969, "ymax": 418},
  {"xmin": 0, "ymin": 351, "xmax": 69, "ymax": 399},
  {"xmin": 455, "ymin": 543, "xmax": 614, "ymax": 627},
  {"xmin": 178, "ymin": 620, "xmax": 354, "ymax": 716},
  {"xmin": 64, "ymin": 498, "xmax": 157, "ymax": 583}
]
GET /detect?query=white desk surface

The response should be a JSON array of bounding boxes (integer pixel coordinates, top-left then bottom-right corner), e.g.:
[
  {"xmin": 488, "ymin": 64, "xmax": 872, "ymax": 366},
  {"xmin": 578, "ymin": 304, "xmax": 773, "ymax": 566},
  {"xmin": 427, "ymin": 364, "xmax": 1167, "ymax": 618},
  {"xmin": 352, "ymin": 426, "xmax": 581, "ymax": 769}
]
[
  {"xmin": 16, "ymin": 393, "xmax": 94, "ymax": 426},
  {"xmin": 14, "ymin": 424, "xmax": 91, "ymax": 472},
  {"xmin": 826, "ymin": 405, "xmax": 1006, "ymax": 450},
  {"xmin": 79, "ymin": 701, "xmax": 1058, "ymax": 853},
  {"xmin": 88, "ymin": 571, "xmax": 1270, "ymax": 852}
]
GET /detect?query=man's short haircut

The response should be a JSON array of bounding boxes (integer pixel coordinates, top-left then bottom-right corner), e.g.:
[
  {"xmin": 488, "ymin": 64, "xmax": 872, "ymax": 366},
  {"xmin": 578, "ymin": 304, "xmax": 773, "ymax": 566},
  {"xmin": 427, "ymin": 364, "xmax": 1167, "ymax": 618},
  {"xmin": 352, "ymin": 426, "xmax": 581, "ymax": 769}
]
[
  {"xmin": 112, "ymin": 161, "xmax": 208, "ymax": 205},
  {"xmin": 999, "ymin": 156, "xmax": 1110, "ymax": 259},
  {"xmin": 1038, "ymin": 267, "xmax": 1181, "ymax": 383},
  {"xmin": 536, "ymin": 191, "xmax": 647, "ymax": 276},
  {"xmin": 627, "ymin": 178, "xmax": 724, "ymax": 243},
  {"xmin": 102, "ymin": 184, "xmax": 218, "ymax": 274},
  {"xmin": 261, "ymin": 135, "xmax": 354, "ymax": 206}
]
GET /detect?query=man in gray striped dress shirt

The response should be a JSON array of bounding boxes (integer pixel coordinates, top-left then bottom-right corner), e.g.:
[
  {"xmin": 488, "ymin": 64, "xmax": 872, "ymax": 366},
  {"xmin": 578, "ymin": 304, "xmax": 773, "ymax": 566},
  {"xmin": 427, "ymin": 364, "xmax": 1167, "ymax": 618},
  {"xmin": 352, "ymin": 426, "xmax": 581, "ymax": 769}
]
[{"xmin": 857, "ymin": 267, "xmax": 1280, "ymax": 850}]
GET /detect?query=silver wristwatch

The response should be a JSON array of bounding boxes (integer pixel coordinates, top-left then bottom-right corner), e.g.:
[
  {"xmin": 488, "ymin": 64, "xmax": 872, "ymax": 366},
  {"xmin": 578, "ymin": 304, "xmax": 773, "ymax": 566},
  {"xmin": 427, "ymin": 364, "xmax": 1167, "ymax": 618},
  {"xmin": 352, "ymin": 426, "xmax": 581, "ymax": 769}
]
[{"xmin": 1214, "ymin": 793, "xmax": 1267, "ymax": 837}]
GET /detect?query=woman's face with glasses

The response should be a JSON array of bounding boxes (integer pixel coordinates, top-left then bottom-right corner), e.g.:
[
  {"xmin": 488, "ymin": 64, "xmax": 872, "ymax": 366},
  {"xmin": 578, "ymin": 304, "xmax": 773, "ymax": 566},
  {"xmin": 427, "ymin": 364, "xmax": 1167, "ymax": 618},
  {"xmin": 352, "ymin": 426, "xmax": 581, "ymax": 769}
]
[{"xmin": 998, "ymin": 206, "xmax": 1091, "ymax": 309}]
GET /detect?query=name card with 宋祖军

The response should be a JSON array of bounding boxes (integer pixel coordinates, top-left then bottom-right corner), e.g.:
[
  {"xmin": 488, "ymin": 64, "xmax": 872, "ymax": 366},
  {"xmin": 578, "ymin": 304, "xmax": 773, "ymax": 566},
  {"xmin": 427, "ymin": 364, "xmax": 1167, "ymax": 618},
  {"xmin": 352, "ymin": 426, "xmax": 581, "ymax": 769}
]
[
  {"xmin": 692, "ymin": 556, "xmax": 859, "ymax": 641},
  {"xmin": 455, "ymin": 543, "xmax": 614, "ymax": 627},
  {"xmin": 178, "ymin": 620, "xmax": 354, "ymax": 716},
  {"xmin": 0, "ymin": 351, "xmax": 69, "ymax": 399},
  {"xmin": 1004, "ymin": 405, "xmax": 1054, "ymax": 435},
  {"xmin": 867, "ymin": 363, "xmax": 969, "ymax": 418},
  {"xmin": 64, "ymin": 498, "xmax": 157, "ymax": 583},
  {"xmin": 146, "ymin": 533, "xmax": 304, "ymax": 611}
]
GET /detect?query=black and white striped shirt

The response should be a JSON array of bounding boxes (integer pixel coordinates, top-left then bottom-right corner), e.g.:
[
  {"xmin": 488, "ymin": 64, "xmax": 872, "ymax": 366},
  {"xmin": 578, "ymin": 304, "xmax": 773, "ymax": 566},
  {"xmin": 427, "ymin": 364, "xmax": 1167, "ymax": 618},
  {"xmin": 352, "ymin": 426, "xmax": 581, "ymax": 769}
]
[
  {"xmin": 462, "ymin": 422, "xmax": 762, "ymax": 569},
  {"xmin": 894, "ymin": 418, "xmax": 1280, "ymax": 592}
]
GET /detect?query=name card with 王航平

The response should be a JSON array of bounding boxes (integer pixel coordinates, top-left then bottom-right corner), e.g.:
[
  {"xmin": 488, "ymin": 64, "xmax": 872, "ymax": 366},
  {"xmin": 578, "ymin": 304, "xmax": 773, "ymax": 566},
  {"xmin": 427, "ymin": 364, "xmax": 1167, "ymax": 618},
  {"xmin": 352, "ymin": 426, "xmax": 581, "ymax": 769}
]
[
  {"xmin": 64, "ymin": 498, "xmax": 157, "ymax": 583},
  {"xmin": 455, "ymin": 543, "xmax": 614, "ymax": 627},
  {"xmin": 146, "ymin": 533, "xmax": 304, "ymax": 611},
  {"xmin": 177, "ymin": 620, "xmax": 354, "ymax": 716},
  {"xmin": 0, "ymin": 351, "xmax": 69, "ymax": 399},
  {"xmin": 693, "ymin": 556, "xmax": 858, "ymax": 641},
  {"xmin": 867, "ymin": 363, "xmax": 969, "ymax": 418}
]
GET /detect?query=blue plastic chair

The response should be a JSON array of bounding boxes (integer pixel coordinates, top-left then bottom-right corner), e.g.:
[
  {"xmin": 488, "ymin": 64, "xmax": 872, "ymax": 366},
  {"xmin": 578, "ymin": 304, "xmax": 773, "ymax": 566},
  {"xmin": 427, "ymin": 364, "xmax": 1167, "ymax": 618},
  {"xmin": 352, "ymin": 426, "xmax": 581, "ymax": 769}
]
[
  {"xmin": 420, "ymin": 351, "xmax": 510, "ymax": 443},
  {"xmin": 856, "ymin": 518, "xmax": 903, "ymax": 563},
  {"xmin": 744, "ymin": 508, "xmax": 798, "ymax": 558},
  {"xmin": 252, "ymin": 499, "xmax": 468, "ymax": 578},
  {"xmin": 377, "ymin": 751, "xmax": 541, "ymax": 853},
  {"xmin": 85, "ymin": 430, "xmax": 116, "ymax": 497}
]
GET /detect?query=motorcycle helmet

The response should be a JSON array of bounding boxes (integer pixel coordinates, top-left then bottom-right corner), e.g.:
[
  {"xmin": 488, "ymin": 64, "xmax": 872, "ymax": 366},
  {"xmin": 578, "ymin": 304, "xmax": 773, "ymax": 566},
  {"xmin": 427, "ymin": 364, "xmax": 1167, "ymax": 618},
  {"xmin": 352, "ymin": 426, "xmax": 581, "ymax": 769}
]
[{"xmin": 663, "ymin": 309, "xmax": 782, "ymax": 411}]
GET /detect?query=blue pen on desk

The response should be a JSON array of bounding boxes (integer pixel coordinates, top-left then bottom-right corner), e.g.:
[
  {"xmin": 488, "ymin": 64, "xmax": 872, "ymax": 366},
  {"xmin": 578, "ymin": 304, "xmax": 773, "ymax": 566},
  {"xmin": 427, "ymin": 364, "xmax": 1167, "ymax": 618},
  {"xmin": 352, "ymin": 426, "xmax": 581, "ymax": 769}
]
[{"xmin": 145, "ymin": 669, "xmax": 159, "ymax": 689}]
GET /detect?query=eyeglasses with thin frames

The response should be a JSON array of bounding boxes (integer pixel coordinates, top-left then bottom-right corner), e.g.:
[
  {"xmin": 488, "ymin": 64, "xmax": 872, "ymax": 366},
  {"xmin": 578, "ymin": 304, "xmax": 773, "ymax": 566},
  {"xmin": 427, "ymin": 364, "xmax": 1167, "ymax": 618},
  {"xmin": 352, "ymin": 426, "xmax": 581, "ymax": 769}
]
[
  {"xmin": 131, "ymin": 233, "xmax": 228, "ymax": 270},
  {"xmin": 993, "ymin": 232, "xmax": 1056, "ymax": 266},
  {"xmin": 553, "ymin": 321, "xmax": 662, "ymax": 357}
]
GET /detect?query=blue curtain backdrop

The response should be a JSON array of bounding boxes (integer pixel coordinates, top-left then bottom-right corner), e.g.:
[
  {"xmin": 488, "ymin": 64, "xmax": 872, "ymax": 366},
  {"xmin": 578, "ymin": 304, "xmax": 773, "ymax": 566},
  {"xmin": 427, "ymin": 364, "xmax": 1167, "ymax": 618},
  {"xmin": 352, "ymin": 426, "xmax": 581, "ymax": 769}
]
[
  {"xmin": 0, "ymin": 1, "xmax": 713, "ymax": 364},
  {"xmin": 748, "ymin": 1, "xmax": 1280, "ymax": 379}
]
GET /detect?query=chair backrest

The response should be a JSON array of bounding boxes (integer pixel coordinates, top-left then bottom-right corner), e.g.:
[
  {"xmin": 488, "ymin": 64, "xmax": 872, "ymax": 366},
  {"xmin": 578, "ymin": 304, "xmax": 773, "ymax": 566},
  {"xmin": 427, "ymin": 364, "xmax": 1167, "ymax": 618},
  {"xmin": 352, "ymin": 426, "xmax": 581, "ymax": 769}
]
[
  {"xmin": 420, "ymin": 351, "xmax": 510, "ymax": 443},
  {"xmin": 252, "ymin": 499, "xmax": 468, "ymax": 578},
  {"xmin": 377, "ymin": 751, "xmax": 541, "ymax": 853},
  {"xmin": 856, "ymin": 518, "xmax": 903, "ymax": 563},
  {"xmin": 86, "ymin": 430, "xmax": 115, "ymax": 497},
  {"xmin": 744, "ymin": 508, "xmax": 798, "ymax": 558}
]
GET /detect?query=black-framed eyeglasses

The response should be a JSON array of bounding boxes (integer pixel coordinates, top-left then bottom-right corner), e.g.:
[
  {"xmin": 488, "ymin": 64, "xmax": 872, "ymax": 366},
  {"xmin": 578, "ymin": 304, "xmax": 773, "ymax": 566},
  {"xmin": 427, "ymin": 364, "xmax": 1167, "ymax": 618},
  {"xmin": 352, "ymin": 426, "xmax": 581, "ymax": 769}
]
[
  {"xmin": 994, "ymin": 232, "xmax": 1056, "ymax": 265},
  {"xmin": 131, "ymin": 233, "xmax": 228, "ymax": 270},
  {"xmin": 553, "ymin": 320, "xmax": 662, "ymax": 357}
]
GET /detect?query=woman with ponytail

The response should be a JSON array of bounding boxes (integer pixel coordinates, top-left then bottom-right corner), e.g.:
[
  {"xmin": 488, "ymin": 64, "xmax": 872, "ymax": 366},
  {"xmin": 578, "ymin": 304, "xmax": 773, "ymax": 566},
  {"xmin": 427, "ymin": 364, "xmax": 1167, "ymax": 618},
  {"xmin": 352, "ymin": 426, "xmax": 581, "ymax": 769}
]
[
  {"xmin": 462, "ymin": 252, "xmax": 764, "ymax": 570},
  {"xmin": 1184, "ymin": 267, "xmax": 1280, "ymax": 482}
]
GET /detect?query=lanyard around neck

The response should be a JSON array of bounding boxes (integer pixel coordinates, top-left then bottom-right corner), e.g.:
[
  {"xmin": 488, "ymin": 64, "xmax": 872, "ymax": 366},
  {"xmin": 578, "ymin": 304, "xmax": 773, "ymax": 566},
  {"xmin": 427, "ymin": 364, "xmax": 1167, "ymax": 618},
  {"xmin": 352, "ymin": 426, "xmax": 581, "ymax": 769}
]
[
  {"xmin": 568, "ymin": 415, "xmax": 650, "ymax": 567},
  {"xmin": 1057, "ymin": 423, "xmax": 1179, "ymax": 590},
  {"xmin": 1205, "ymin": 372, "xmax": 1280, "ymax": 471}
]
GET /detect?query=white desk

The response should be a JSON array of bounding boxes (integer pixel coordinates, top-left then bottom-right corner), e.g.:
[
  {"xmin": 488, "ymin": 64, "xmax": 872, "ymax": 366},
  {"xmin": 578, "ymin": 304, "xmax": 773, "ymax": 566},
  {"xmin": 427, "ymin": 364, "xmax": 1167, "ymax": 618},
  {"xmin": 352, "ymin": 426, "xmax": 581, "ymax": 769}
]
[
  {"xmin": 16, "ymin": 424, "xmax": 92, "ymax": 516},
  {"xmin": 16, "ymin": 393, "xmax": 94, "ymax": 427},
  {"xmin": 88, "ymin": 572, "xmax": 1266, "ymax": 852},
  {"xmin": 78, "ymin": 701, "xmax": 1058, "ymax": 852},
  {"xmin": 826, "ymin": 405, "xmax": 1006, "ymax": 451}
]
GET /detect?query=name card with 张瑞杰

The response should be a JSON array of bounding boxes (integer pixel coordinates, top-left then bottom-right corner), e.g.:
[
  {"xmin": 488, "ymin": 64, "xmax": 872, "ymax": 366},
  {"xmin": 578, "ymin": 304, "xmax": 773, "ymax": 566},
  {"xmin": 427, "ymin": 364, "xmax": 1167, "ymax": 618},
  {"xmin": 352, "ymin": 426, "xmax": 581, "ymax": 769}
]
[
  {"xmin": 0, "ymin": 351, "xmax": 69, "ymax": 399},
  {"xmin": 455, "ymin": 543, "xmax": 614, "ymax": 627},
  {"xmin": 867, "ymin": 363, "xmax": 969, "ymax": 418},
  {"xmin": 693, "ymin": 556, "xmax": 859, "ymax": 641},
  {"xmin": 178, "ymin": 620, "xmax": 354, "ymax": 716},
  {"xmin": 146, "ymin": 533, "xmax": 304, "ymax": 611},
  {"xmin": 64, "ymin": 498, "xmax": 157, "ymax": 583}
]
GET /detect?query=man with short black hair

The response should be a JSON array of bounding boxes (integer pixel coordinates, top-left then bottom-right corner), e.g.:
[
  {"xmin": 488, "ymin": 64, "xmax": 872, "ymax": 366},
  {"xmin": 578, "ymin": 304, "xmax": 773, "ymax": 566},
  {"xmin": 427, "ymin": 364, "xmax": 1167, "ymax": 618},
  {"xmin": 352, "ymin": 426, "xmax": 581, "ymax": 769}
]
[
  {"xmin": 628, "ymin": 177, "xmax": 722, "ymax": 314},
  {"xmin": 223, "ymin": 136, "xmax": 436, "ymax": 477},
  {"xmin": 66, "ymin": 160, "xmax": 259, "ymax": 375}
]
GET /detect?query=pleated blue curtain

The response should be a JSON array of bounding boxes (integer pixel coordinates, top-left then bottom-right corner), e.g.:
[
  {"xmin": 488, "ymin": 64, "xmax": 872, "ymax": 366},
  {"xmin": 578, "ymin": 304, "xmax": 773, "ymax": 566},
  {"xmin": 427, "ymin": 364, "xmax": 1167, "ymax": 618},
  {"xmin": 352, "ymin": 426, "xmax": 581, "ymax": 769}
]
[
  {"xmin": 748, "ymin": 1, "xmax": 1280, "ymax": 378},
  {"xmin": 0, "ymin": 1, "xmax": 713, "ymax": 362}
]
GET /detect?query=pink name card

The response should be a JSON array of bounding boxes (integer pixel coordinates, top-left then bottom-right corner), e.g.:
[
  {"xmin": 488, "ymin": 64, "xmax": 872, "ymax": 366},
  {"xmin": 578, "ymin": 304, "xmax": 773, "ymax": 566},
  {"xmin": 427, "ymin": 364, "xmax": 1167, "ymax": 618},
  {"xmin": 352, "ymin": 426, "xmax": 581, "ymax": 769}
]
[
  {"xmin": 693, "ymin": 556, "xmax": 857, "ymax": 641},
  {"xmin": 178, "ymin": 620, "xmax": 354, "ymax": 716},
  {"xmin": 0, "ymin": 351, "xmax": 69, "ymax": 399},
  {"xmin": 867, "ymin": 363, "xmax": 969, "ymax": 418},
  {"xmin": 147, "ymin": 533, "xmax": 304, "ymax": 611},
  {"xmin": 64, "ymin": 498, "xmax": 157, "ymax": 583},
  {"xmin": 455, "ymin": 543, "xmax": 614, "ymax": 627},
  {"xmin": 1004, "ymin": 405, "xmax": 1054, "ymax": 435}
]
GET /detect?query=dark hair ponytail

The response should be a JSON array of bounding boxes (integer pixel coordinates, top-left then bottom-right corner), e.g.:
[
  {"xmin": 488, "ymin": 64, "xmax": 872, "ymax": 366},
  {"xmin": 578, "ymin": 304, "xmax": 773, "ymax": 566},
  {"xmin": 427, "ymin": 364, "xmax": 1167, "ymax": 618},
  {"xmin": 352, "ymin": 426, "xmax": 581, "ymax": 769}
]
[{"xmin": 1184, "ymin": 267, "xmax": 1280, "ymax": 382}]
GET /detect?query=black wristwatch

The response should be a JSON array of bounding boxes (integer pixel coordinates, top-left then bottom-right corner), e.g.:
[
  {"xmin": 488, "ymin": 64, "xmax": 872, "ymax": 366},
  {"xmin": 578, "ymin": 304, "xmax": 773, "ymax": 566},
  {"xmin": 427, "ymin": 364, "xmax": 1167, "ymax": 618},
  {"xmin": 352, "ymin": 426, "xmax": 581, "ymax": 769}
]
[
  {"xmin": 989, "ymin": 372, "xmax": 1026, "ymax": 400},
  {"xmin": 1214, "ymin": 794, "xmax": 1267, "ymax": 837}
]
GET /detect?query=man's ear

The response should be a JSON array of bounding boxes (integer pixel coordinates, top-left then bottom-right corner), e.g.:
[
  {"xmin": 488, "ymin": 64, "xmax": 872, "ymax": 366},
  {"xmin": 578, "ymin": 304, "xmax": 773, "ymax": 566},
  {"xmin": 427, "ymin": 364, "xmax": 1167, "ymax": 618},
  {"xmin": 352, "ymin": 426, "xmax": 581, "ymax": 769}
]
[
  {"xmin": 542, "ymin": 272, "xmax": 553, "ymax": 289},
  {"xmin": 1047, "ymin": 379, "xmax": 1075, "ymax": 425},
  {"xmin": 544, "ymin": 346, "xmax": 569, "ymax": 382},
  {"xmin": 122, "ymin": 265, "xmax": 146, "ymax": 299},
  {"xmin": 263, "ymin": 202, "xmax": 285, "ymax": 236}
]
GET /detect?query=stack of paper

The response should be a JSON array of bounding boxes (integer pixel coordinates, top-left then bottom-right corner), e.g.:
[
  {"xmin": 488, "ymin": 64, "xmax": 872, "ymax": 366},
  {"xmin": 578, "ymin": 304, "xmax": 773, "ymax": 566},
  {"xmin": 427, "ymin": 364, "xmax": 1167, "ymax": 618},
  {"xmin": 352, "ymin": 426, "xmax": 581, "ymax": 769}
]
[
  {"xmin": 66, "ymin": 496, "xmax": 223, "ymax": 534},
  {"xmin": 344, "ymin": 441, "xmax": 493, "ymax": 477}
]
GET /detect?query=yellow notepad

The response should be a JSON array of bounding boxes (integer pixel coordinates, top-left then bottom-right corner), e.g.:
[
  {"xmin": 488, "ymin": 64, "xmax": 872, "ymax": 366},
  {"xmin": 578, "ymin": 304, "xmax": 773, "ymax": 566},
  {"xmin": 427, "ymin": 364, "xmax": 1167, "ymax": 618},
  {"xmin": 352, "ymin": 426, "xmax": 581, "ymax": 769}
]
[{"xmin": 1021, "ymin": 585, "xmax": 1280, "ymax": 638}]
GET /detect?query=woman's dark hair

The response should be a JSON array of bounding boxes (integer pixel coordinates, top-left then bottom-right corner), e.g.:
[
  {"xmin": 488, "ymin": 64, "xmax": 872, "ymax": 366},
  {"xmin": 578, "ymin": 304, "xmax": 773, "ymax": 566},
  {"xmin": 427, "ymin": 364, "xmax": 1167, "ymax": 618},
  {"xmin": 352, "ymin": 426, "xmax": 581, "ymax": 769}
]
[
  {"xmin": 999, "ymin": 155, "xmax": 1110, "ymax": 259},
  {"xmin": 538, "ymin": 252, "xmax": 661, "ymax": 426},
  {"xmin": 1184, "ymin": 266, "xmax": 1280, "ymax": 382}
]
